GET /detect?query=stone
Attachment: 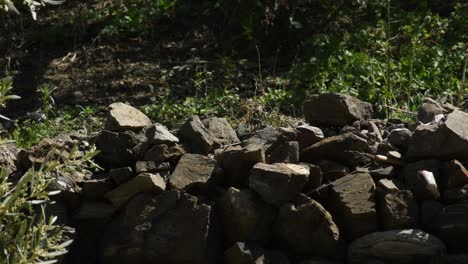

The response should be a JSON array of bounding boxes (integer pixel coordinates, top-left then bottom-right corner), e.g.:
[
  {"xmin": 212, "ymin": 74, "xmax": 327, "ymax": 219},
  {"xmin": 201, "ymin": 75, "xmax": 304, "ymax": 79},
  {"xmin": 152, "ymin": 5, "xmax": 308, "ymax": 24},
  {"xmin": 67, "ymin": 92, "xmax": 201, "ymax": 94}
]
[
  {"xmin": 109, "ymin": 167, "xmax": 133, "ymax": 184},
  {"xmin": 442, "ymin": 160, "xmax": 468, "ymax": 189},
  {"xmin": 104, "ymin": 173, "xmax": 166, "ymax": 208},
  {"xmin": 267, "ymin": 141, "xmax": 299, "ymax": 163},
  {"xmin": 0, "ymin": 142, "xmax": 18, "ymax": 174},
  {"xmin": 73, "ymin": 202, "xmax": 116, "ymax": 221},
  {"xmin": 329, "ymin": 172, "xmax": 377, "ymax": 240},
  {"xmin": 95, "ymin": 130, "xmax": 139, "ymax": 167},
  {"xmin": 178, "ymin": 115, "xmax": 215, "ymax": 154},
  {"xmin": 303, "ymin": 163, "xmax": 323, "ymax": 191},
  {"xmin": 219, "ymin": 188, "xmax": 275, "ymax": 244},
  {"xmin": 144, "ymin": 123, "xmax": 179, "ymax": 144},
  {"xmin": 421, "ymin": 200, "xmax": 443, "ymax": 228},
  {"xmin": 319, "ymin": 160, "xmax": 350, "ymax": 182},
  {"xmin": 348, "ymin": 229, "xmax": 446, "ymax": 264},
  {"xmin": 105, "ymin": 102, "xmax": 151, "ymax": 132},
  {"xmin": 242, "ymin": 126, "xmax": 282, "ymax": 152},
  {"xmin": 418, "ymin": 101, "xmax": 445, "ymax": 124},
  {"xmin": 296, "ymin": 124, "xmax": 324, "ymax": 149},
  {"xmin": 101, "ymin": 190, "xmax": 219, "ymax": 264},
  {"xmin": 169, "ymin": 154, "xmax": 216, "ymax": 189},
  {"xmin": 216, "ymin": 145, "xmax": 265, "ymax": 186},
  {"xmin": 413, "ymin": 170, "xmax": 441, "ymax": 200},
  {"xmin": 402, "ymin": 160, "xmax": 441, "ymax": 194},
  {"xmin": 443, "ymin": 184, "xmax": 468, "ymax": 204},
  {"xmin": 430, "ymin": 254, "xmax": 468, "ymax": 264},
  {"xmin": 144, "ymin": 144, "xmax": 186, "ymax": 162},
  {"xmin": 430, "ymin": 204, "xmax": 468, "ymax": 253},
  {"xmin": 202, "ymin": 117, "xmax": 240, "ymax": 147},
  {"xmin": 301, "ymin": 132, "xmax": 371, "ymax": 167},
  {"xmin": 82, "ymin": 176, "xmax": 114, "ymax": 200},
  {"xmin": 386, "ymin": 128, "xmax": 412, "ymax": 150},
  {"xmin": 407, "ymin": 110, "xmax": 468, "ymax": 160},
  {"xmin": 224, "ymin": 242, "xmax": 290, "ymax": 264},
  {"xmin": 249, "ymin": 163, "xmax": 309, "ymax": 205},
  {"xmin": 376, "ymin": 178, "xmax": 400, "ymax": 194},
  {"xmin": 369, "ymin": 166, "xmax": 394, "ymax": 181},
  {"xmin": 135, "ymin": 161, "xmax": 170, "ymax": 174},
  {"xmin": 303, "ymin": 93, "xmax": 373, "ymax": 127},
  {"xmin": 275, "ymin": 195, "xmax": 345, "ymax": 259},
  {"xmin": 378, "ymin": 190, "xmax": 419, "ymax": 230}
]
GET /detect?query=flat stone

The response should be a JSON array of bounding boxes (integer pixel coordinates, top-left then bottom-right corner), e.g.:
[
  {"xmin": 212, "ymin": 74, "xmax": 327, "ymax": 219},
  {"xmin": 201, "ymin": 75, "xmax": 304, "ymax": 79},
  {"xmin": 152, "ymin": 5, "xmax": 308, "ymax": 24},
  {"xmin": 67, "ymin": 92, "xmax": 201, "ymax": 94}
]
[
  {"xmin": 104, "ymin": 173, "xmax": 166, "ymax": 208},
  {"xmin": 249, "ymin": 163, "xmax": 310, "ymax": 205},
  {"xmin": 301, "ymin": 132, "xmax": 371, "ymax": 167},
  {"xmin": 303, "ymin": 93, "xmax": 373, "ymax": 127},
  {"xmin": 144, "ymin": 123, "xmax": 179, "ymax": 144},
  {"xmin": 348, "ymin": 229, "xmax": 446, "ymax": 264},
  {"xmin": 219, "ymin": 188, "xmax": 275, "ymax": 244},
  {"xmin": 329, "ymin": 172, "xmax": 377, "ymax": 240},
  {"xmin": 275, "ymin": 195, "xmax": 346, "ymax": 259},
  {"xmin": 105, "ymin": 102, "xmax": 152, "ymax": 132},
  {"xmin": 169, "ymin": 153, "xmax": 216, "ymax": 189},
  {"xmin": 407, "ymin": 110, "xmax": 468, "ymax": 160}
]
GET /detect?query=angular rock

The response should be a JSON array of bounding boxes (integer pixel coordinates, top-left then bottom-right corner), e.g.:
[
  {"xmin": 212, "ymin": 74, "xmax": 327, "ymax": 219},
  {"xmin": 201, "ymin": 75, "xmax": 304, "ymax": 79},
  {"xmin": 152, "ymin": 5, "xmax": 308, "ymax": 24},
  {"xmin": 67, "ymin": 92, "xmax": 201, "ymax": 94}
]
[
  {"xmin": 0, "ymin": 142, "xmax": 18, "ymax": 174},
  {"xmin": 104, "ymin": 173, "xmax": 166, "ymax": 207},
  {"xmin": 144, "ymin": 143, "xmax": 186, "ymax": 162},
  {"xmin": 418, "ymin": 101, "xmax": 445, "ymax": 124},
  {"xmin": 407, "ymin": 110, "xmax": 468, "ymax": 160},
  {"xmin": 413, "ymin": 170, "xmax": 441, "ymax": 200},
  {"xmin": 443, "ymin": 184, "xmax": 468, "ymax": 204},
  {"xmin": 216, "ymin": 145, "xmax": 265, "ymax": 186},
  {"xmin": 82, "ymin": 176, "xmax": 114, "ymax": 200},
  {"xmin": 202, "ymin": 117, "xmax": 240, "ymax": 147},
  {"xmin": 319, "ymin": 160, "xmax": 350, "ymax": 182},
  {"xmin": 348, "ymin": 229, "xmax": 446, "ymax": 264},
  {"xmin": 301, "ymin": 132, "xmax": 371, "ymax": 167},
  {"xmin": 386, "ymin": 128, "xmax": 412, "ymax": 151},
  {"xmin": 135, "ymin": 161, "xmax": 170, "ymax": 174},
  {"xmin": 242, "ymin": 126, "xmax": 282, "ymax": 152},
  {"xmin": 144, "ymin": 123, "xmax": 179, "ymax": 144},
  {"xmin": 95, "ymin": 130, "xmax": 139, "ymax": 167},
  {"xmin": 369, "ymin": 166, "xmax": 394, "ymax": 181},
  {"xmin": 105, "ymin": 102, "xmax": 151, "ymax": 132},
  {"xmin": 249, "ymin": 163, "xmax": 309, "ymax": 205},
  {"xmin": 378, "ymin": 190, "xmax": 418, "ymax": 230},
  {"xmin": 402, "ymin": 159, "xmax": 441, "ymax": 192},
  {"xmin": 224, "ymin": 242, "xmax": 290, "ymax": 264},
  {"xmin": 169, "ymin": 153, "xmax": 216, "ymax": 189},
  {"xmin": 430, "ymin": 204, "xmax": 468, "ymax": 253},
  {"xmin": 303, "ymin": 93, "xmax": 373, "ymax": 127},
  {"xmin": 219, "ymin": 188, "xmax": 275, "ymax": 244},
  {"xmin": 275, "ymin": 195, "xmax": 345, "ymax": 259},
  {"xmin": 179, "ymin": 115, "xmax": 215, "ymax": 154},
  {"xmin": 267, "ymin": 141, "xmax": 299, "ymax": 163},
  {"xmin": 101, "ymin": 190, "xmax": 219, "ymax": 264},
  {"xmin": 303, "ymin": 163, "xmax": 323, "ymax": 191},
  {"xmin": 329, "ymin": 172, "xmax": 377, "ymax": 240},
  {"xmin": 296, "ymin": 124, "xmax": 324, "ymax": 150},
  {"xmin": 443, "ymin": 160, "xmax": 468, "ymax": 189},
  {"xmin": 109, "ymin": 167, "xmax": 133, "ymax": 185}
]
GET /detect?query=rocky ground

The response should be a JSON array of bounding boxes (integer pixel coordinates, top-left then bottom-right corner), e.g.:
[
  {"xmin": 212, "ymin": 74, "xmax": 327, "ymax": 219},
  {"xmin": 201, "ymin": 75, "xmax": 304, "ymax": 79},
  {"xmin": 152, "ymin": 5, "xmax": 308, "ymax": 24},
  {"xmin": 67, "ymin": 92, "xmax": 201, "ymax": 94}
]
[{"xmin": 2, "ymin": 92, "xmax": 468, "ymax": 264}]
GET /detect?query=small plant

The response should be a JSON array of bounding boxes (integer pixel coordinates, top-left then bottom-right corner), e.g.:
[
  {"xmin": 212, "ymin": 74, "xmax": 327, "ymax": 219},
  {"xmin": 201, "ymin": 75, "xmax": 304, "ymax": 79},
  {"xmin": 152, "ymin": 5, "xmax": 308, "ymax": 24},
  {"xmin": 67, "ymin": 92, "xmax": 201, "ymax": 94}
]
[
  {"xmin": 0, "ymin": 145, "xmax": 100, "ymax": 264},
  {"xmin": 0, "ymin": 77, "xmax": 21, "ymax": 121},
  {"xmin": 37, "ymin": 86, "xmax": 57, "ymax": 118}
]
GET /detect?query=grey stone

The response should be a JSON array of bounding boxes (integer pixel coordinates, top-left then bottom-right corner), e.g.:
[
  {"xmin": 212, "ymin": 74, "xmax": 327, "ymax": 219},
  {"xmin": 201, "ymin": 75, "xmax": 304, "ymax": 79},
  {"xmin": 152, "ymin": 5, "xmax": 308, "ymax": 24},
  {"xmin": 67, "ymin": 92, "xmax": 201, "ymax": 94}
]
[
  {"xmin": 267, "ymin": 141, "xmax": 299, "ymax": 164},
  {"xmin": 95, "ymin": 130, "xmax": 139, "ymax": 167},
  {"xmin": 216, "ymin": 145, "xmax": 265, "ymax": 186},
  {"xmin": 144, "ymin": 144, "xmax": 186, "ymax": 162},
  {"xmin": 169, "ymin": 154, "xmax": 216, "ymax": 189},
  {"xmin": 319, "ymin": 160, "xmax": 350, "ymax": 182},
  {"xmin": 249, "ymin": 163, "xmax": 309, "ymax": 205},
  {"xmin": 348, "ymin": 229, "xmax": 446, "ymax": 264},
  {"xmin": 296, "ymin": 124, "xmax": 324, "ymax": 149},
  {"xmin": 378, "ymin": 190, "xmax": 419, "ymax": 230},
  {"xmin": 242, "ymin": 126, "xmax": 282, "ymax": 152},
  {"xmin": 219, "ymin": 188, "xmax": 275, "ymax": 244},
  {"xmin": 386, "ymin": 128, "xmax": 412, "ymax": 150},
  {"xmin": 105, "ymin": 102, "xmax": 151, "ymax": 132},
  {"xmin": 329, "ymin": 172, "xmax": 377, "ymax": 240},
  {"xmin": 303, "ymin": 93, "xmax": 373, "ymax": 127},
  {"xmin": 202, "ymin": 117, "xmax": 240, "ymax": 147},
  {"xmin": 407, "ymin": 110, "xmax": 468, "ymax": 160},
  {"xmin": 104, "ymin": 173, "xmax": 166, "ymax": 208},
  {"xmin": 179, "ymin": 115, "xmax": 215, "ymax": 154},
  {"xmin": 135, "ymin": 161, "xmax": 170, "ymax": 174},
  {"xmin": 109, "ymin": 167, "xmax": 133, "ymax": 185},
  {"xmin": 418, "ymin": 101, "xmax": 445, "ymax": 124},
  {"xmin": 275, "ymin": 195, "xmax": 346, "ymax": 259},
  {"xmin": 442, "ymin": 160, "xmax": 468, "ymax": 189},
  {"xmin": 144, "ymin": 123, "xmax": 179, "ymax": 144}
]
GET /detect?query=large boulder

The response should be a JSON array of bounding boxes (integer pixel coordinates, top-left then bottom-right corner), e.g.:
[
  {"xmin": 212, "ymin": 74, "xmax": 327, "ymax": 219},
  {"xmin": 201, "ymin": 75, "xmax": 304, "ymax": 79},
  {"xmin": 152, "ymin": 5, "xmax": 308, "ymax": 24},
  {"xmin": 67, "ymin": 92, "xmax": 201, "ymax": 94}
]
[
  {"xmin": 407, "ymin": 110, "xmax": 468, "ymax": 160},
  {"xmin": 301, "ymin": 132, "xmax": 372, "ymax": 167},
  {"xmin": 329, "ymin": 172, "xmax": 377, "ymax": 240},
  {"xmin": 249, "ymin": 163, "xmax": 309, "ymax": 205},
  {"xmin": 348, "ymin": 229, "xmax": 446, "ymax": 264},
  {"xmin": 275, "ymin": 195, "xmax": 346, "ymax": 259},
  {"xmin": 101, "ymin": 190, "xmax": 219, "ymax": 264},
  {"xmin": 219, "ymin": 188, "xmax": 276, "ymax": 244},
  {"xmin": 169, "ymin": 154, "xmax": 216, "ymax": 189},
  {"xmin": 302, "ymin": 93, "xmax": 373, "ymax": 127},
  {"xmin": 105, "ymin": 102, "xmax": 152, "ymax": 132}
]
